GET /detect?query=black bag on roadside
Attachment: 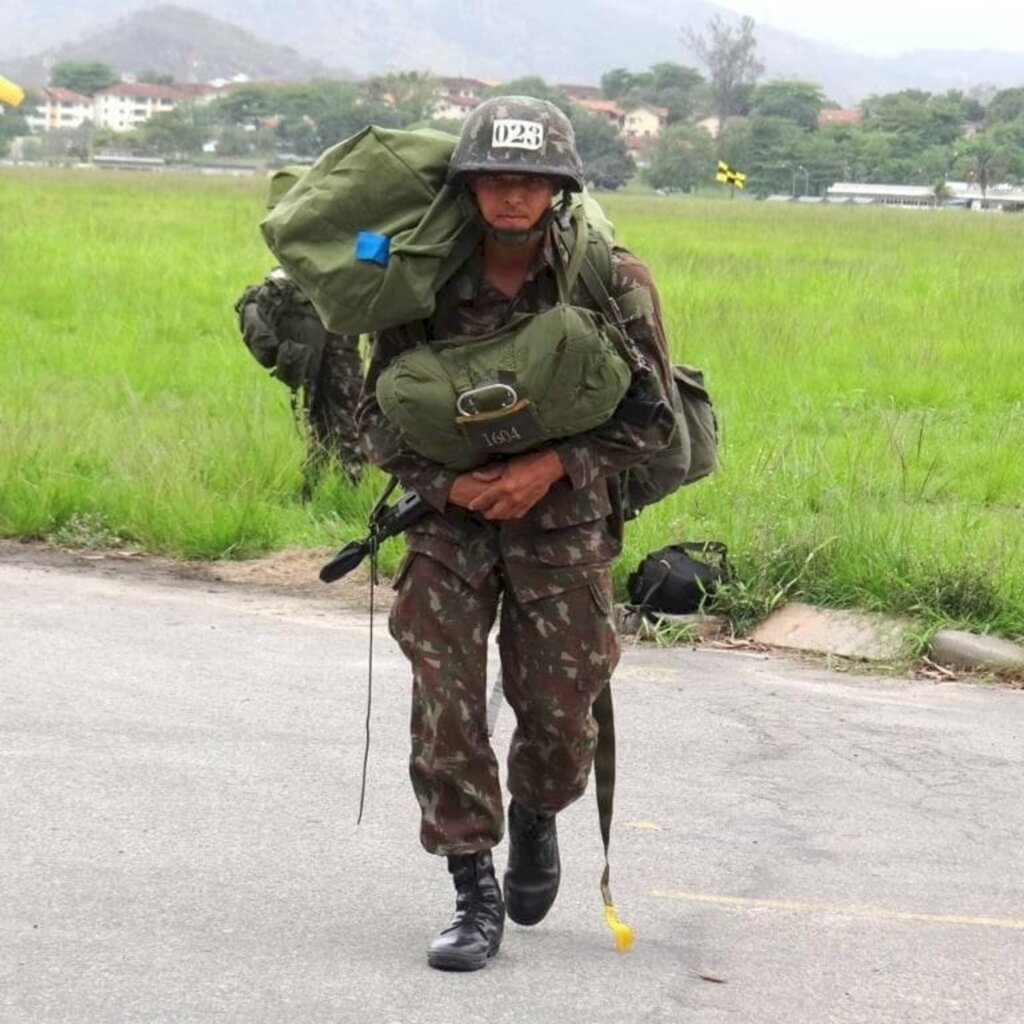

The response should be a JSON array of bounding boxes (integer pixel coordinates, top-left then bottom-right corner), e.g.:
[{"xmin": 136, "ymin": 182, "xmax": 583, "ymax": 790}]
[{"xmin": 626, "ymin": 542, "xmax": 730, "ymax": 615}]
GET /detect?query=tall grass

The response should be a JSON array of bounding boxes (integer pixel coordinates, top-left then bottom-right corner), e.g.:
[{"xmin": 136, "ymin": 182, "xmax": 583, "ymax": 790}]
[
  {"xmin": 1, "ymin": 169, "xmax": 1021, "ymax": 638},
  {"xmin": 603, "ymin": 195, "xmax": 1024, "ymax": 637}
]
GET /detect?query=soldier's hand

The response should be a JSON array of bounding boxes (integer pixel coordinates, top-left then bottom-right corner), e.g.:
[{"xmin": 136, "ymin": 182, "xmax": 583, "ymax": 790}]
[
  {"xmin": 448, "ymin": 471, "xmax": 499, "ymax": 509},
  {"xmin": 467, "ymin": 450, "xmax": 565, "ymax": 520}
]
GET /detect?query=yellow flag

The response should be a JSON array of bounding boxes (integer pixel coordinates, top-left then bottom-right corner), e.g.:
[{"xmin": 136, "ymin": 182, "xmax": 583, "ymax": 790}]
[{"xmin": 0, "ymin": 74, "xmax": 25, "ymax": 107}]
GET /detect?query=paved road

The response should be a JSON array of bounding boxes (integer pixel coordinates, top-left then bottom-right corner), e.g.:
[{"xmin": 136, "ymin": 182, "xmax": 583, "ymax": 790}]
[{"xmin": 2, "ymin": 556, "xmax": 1021, "ymax": 1024}]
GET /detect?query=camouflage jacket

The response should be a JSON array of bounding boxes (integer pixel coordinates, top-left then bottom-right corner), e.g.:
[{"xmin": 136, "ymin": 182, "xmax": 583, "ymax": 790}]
[{"xmin": 357, "ymin": 235, "xmax": 675, "ymax": 601}]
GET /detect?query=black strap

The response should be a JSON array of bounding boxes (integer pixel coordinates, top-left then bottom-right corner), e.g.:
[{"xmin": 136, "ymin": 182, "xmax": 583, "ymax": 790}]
[
  {"xmin": 355, "ymin": 477, "xmax": 402, "ymax": 826},
  {"xmin": 592, "ymin": 681, "xmax": 633, "ymax": 949},
  {"xmin": 637, "ymin": 558, "xmax": 673, "ymax": 612},
  {"xmin": 356, "ymin": 535, "xmax": 378, "ymax": 826}
]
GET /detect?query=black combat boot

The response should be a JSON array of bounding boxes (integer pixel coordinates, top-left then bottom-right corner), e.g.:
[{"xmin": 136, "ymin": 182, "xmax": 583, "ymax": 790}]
[
  {"xmin": 504, "ymin": 799, "xmax": 560, "ymax": 926},
  {"xmin": 427, "ymin": 850, "xmax": 505, "ymax": 971}
]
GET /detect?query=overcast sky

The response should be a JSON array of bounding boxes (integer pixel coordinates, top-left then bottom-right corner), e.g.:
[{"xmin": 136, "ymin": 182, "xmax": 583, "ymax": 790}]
[{"xmin": 736, "ymin": 1, "xmax": 1023, "ymax": 56}]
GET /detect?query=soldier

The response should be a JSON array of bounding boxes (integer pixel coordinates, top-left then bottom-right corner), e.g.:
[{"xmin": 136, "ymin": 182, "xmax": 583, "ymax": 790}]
[
  {"xmin": 235, "ymin": 167, "xmax": 365, "ymax": 495},
  {"xmin": 356, "ymin": 97, "xmax": 676, "ymax": 971}
]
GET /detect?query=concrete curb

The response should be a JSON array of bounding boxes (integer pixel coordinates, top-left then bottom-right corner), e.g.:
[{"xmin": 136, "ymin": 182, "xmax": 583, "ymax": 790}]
[
  {"xmin": 617, "ymin": 601, "xmax": 1024, "ymax": 678},
  {"xmin": 929, "ymin": 629, "xmax": 1024, "ymax": 673}
]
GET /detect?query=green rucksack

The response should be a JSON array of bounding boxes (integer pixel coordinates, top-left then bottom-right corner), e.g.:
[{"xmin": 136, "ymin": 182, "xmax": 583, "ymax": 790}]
[{"xmin": 261, "ymin": 126, "xmax": 480, "ymax": 335}]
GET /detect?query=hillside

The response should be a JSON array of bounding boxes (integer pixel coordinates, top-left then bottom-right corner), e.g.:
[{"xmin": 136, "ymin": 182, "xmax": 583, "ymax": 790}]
[
  {"xmin": 2, "ymin": 5, "xmax": 336, "ymax": 86},
  {"xmin": 3, "ymin": 0, "xmax": 1024, "ymax": 102}
]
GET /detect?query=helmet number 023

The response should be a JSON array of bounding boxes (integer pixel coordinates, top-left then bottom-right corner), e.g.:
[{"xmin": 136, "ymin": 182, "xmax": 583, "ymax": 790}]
[{"xmin": 491, "ymin": 119, "xmax": 545, "ymax": 151}]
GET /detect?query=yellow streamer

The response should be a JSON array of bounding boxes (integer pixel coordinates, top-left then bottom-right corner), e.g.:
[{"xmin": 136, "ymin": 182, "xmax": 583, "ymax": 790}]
[
  {"xmin": 604, "ymin": 904, "xmax": 634, "ymax": 952},
  {"xmin": 0, "ymin": 75, "xmax": 25, "ymax": 107}
]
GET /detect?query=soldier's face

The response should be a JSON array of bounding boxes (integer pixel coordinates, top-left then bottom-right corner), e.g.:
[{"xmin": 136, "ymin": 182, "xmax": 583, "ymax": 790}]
[{"xmin": 470, "ymin": 173, "xmax": 556, "ymax": 232}]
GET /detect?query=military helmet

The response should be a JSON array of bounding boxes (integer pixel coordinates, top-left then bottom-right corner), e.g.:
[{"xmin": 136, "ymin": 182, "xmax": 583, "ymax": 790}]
[
  {"xmin": 448, "ymin": 95, "xmax": 584, "ymax": 192},
  {"xmin": 266, "ymin": 165, "xmax": 306, "ymax": 210}
]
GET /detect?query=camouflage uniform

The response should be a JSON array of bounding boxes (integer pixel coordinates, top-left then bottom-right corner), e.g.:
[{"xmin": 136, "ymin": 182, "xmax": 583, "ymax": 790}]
[
  {"xmin": 358, "ymin": 238, "xmax": 675, "ymax": 856},
  {"xmin": 236, "ymin": 271, "xmax": 366, "ymax": 489}
]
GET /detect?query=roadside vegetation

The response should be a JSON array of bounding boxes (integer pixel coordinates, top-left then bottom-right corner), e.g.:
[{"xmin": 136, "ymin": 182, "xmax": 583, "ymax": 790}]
[{"xmin": 1, "ymin": 168, "xmax": 1021, "ymax": 639}]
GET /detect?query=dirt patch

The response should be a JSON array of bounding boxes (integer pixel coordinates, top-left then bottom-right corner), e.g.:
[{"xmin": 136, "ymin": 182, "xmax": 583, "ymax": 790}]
[
  {"xmin": 0, "ymin": 539, "xmax": 394, "ymax": 611},
  {"xmin": 202, "ymin": 547, "xmax": 393, "ymax": 610}
]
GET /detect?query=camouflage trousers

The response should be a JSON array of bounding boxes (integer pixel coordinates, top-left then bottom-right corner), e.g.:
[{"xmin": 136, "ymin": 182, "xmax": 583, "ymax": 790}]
[
  {"xmin": 303, "ymin": 334, "xmax": 365, "ymax": 489},
  {"xmin": 389, "ymin": 552, "xmax": 621, "ymax": 855}
]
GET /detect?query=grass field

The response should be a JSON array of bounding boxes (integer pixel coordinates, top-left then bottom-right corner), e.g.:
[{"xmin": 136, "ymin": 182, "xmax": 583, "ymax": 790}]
[{"xmin": 2, "ymin": 167, "xmax": 1022, "ymax": 641}]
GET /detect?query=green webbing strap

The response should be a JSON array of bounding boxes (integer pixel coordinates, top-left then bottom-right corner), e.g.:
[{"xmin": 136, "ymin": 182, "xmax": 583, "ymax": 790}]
[
  {"xmin": 592, "ymin": 681, "xmax": 634, "ymax": 951},
  {"xmin": 552, "ymin": 208, "xmax": 591, "ymax": 305},
  {"xmin": 551, "ymin": 217, "xmax": 648, "ymax": 383}
]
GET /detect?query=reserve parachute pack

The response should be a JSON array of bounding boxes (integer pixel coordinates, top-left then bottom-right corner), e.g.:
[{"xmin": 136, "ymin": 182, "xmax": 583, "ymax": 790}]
[
  {"xmin": 376, "ymin": 209, "xmax": 634, "ymax": 471},
  {"xmin": 260, "ymin": 124, "xmax": 716, "ymax": 506}
]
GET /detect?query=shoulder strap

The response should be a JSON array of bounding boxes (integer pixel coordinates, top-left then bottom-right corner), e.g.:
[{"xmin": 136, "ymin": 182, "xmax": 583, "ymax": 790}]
[{"xmin": 552, "ymin": 208, "xmax": 621, "ymax": 324}]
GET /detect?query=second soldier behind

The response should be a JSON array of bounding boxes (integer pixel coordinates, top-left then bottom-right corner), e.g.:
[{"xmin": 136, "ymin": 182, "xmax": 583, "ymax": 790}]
[{"xmin": 236, "ymin": 166, "xmax": 366, "ymax": 495}]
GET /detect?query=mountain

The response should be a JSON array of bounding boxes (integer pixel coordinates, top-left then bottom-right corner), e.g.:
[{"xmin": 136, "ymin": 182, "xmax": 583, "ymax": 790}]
[
  {"xmin": 3, "ymin": 1, "xmax": 1024, "ymax": 103},
  {"xmin": 2, "ymin": 6, "xmax": 336, "ymax": 86}
]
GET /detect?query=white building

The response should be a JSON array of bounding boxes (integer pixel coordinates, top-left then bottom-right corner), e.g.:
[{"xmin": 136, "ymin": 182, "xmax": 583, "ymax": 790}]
[
  {"xmin": 826, "ymin": 182, "xmax": 939, "ymax": 207},
  {"xmin": 433, "ymin": 93, "xmax": 479, "ymax": 121},
  {"xmin": 92, "ymin": 83, "xmax": 183, "ymax": 132},
  {"xmin": 826, "ymin": 181, "xmax": 1024, "ymax": 211},
  {"xmin": 437, "ymin": 76, "xmax": 492, "ymax": 101},
  {"xmin": 24, "ymin": 87, "xmax": 94, "ymax": 132},
  {"xmin": 621, "ymin": 105, "xmax": 668, "ymax": 139}
]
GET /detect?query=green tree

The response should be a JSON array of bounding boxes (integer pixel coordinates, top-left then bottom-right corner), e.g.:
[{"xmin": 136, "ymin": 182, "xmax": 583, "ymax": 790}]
[
  {"xmin": 602, "ymin": 63, "xmax": 704, "ymax": 122},
  {"xmin": 216, "ymin": 124, "xmax": 254, "ymax": 158},
  {"xmin": 985, "ymin": 87, "xmax": 1024, "ymax": 126},
  {"xmin": 751, "ymin": 79, "xmax": 826, "ymax": 132},
  {"xmin": 486, "ymin": 77, "xmax": 571, "ymax": 114},
  {"xmin": 50, "ymin": 61, "xmax": 119, "ymax": 96},
  {"xmin": 797, "ymin": 127, "xmax": 857, "ymax": 189},
  {"xmin": 646, "ymin": 123, "xmax": 716, "ymax": 191},
  {"xmin": 644, "ymin": 62, "xmax": 705, "ymax": 122},
  {"xmin": 861, "ymin": 89, "xmax": 964, "ymax": 149},
  {"xmin": 365, "ymin": 70, "xmax": 440, "ymax": 124},
  {"xmin": 946, "ymin": 89, "xmax": 984, "ymax": 124},
  {"xmin": 278, "ymin": 80, "xmax": 365, "ymax": 148},
  {"xmin": 684, "ymin": 15, "xmax": 764, "ymax": 127},
  {"xmin": 210, "ymin": 85, "xmax": 274, "ymax": 127},
  {"xmin": 915, "ymin": 144, "xmax": 957, "ymax": 185},
  {"xmin": 139, "ymin": 107, "xmax": 207, "ymax": 159},
  {"xmin": 988, "ymin": 117, "xmax": 1024, "ymax": 180},
  {"xmin": 0, "ymin": 100, "xmax": 30, "ymax": 157},
  {"xmin": 957, "ymin": 136, "xmax": 1009, "ymax": 196},
  {"xmin": 853, "ymin": 130, "xmax": 918, "ymax": 183},
  {"xmin": 741, "ymin": 115, "xmax": 807, "ymax": 194},
  {"xmin": 569, "ymin": 108, "xmax": 633, "ymax": 189},
  {"xmin": 601, "ymin": 68, "xmax": 646, "ymax": 100}
]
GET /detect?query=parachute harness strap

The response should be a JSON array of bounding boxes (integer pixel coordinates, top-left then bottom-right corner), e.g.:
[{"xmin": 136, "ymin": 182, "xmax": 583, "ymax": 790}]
[
  {"xmin": 593, "ymin": 682, "xmax": 634, "ymax": 952},
  {"xmin": 552, "ymin": 209, "xmax": 635, "ymax": 951}
]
